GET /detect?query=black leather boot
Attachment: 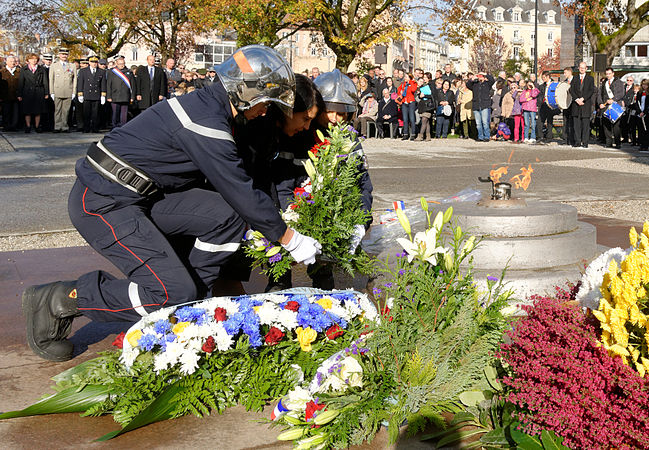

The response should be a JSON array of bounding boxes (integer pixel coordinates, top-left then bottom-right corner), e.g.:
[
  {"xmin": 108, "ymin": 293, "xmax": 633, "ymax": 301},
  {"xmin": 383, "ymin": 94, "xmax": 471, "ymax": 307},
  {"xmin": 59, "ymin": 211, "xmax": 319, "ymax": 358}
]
[{"xmin": 22, "ymin": 281, "xmax": 80, "ymax": 361}]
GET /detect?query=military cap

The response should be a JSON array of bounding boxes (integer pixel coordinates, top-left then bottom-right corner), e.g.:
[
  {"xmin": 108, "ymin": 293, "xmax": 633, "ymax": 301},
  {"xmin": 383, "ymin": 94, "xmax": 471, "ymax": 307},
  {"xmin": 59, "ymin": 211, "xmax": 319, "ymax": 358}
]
[
  {"xmin": 98, "ymin": 58, "xmax": 107, "ymax": 65},
  {"xmin": 58, "ymin": 48, "xmax": 70, "ymax": 55},
  {"xmin": 197, "ymin": 68, "xmax": 207, "ymax": 75},
  {"xmin": 42, "ymin": 53, "xmax": 53, "ymax": 61},
  {"xmin": 88, "ymin": 55, "xmax": 99, "ymax": 62}
]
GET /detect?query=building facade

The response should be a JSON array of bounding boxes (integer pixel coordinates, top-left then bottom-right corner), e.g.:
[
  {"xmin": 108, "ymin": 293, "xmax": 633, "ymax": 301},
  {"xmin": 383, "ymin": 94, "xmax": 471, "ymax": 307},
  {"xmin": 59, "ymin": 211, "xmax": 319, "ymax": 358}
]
[{"xmin": 449, "ymin": 0, "xmax": 563, "ymax": 73}]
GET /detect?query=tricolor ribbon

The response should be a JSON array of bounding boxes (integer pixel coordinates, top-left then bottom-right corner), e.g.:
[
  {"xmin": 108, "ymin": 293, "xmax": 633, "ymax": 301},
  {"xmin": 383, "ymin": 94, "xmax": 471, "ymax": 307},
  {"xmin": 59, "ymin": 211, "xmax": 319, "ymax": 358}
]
[
  {"xmin": 392, "ymin": 201, "xmax": 405, "ymax": 211},
  {"xmin": 111, "ymin": 68, "xmax": 131, "ymax": 90},
  {"xmin": 270, "ymin": 398, "xmax": 289, "ymax": 421}
]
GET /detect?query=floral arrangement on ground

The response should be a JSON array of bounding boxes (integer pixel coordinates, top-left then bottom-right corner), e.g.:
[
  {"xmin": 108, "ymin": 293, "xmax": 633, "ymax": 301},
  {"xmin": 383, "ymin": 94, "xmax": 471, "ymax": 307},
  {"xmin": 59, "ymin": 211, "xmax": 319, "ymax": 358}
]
[
  {"xmin": 244, "ymin": 123, "xmax": 374, "ymax": 281},
  {"xmin": 5, "ymin": 209, "xmax": 649, "ymax": 449}
]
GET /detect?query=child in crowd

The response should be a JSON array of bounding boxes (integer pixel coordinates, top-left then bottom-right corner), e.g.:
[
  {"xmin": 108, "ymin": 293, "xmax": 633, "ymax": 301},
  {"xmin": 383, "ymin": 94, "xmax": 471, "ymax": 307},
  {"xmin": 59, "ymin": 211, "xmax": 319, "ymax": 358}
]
[{"xmin": 520, "ymin": 80, "xmax": 540, "ymax": 143}]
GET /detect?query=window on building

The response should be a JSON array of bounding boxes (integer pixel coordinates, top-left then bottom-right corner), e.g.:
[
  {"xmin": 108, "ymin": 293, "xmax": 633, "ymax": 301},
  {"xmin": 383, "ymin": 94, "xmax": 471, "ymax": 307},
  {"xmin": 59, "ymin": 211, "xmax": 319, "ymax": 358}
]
[
  {"xmin": 195, "ymin": 43, "xmax": 236, "ymax": 67},
  {"xmin": 513, "ymin": 12, "xmax": 521, "ymax": 21},
  {"xmin": 496, "ymin": 28, "xmax": 503, "ymax": 36},
  {"xmin": 513, "ymin": 29, "xmax": 520, "ymax": 38},
  {"xmin": 548, "ymin": 48, "xmax": 553, "ymax": 57},
  {"xmin": 311, "ymin": 46, "xmax": 317, "ymax": 56},
  {"xmin": 546, "ymin": 11, "xmax": 556, "ymax": 24},
  {"xmin": 478, "ymin": 11, "xmax": 486, "ymax": 19},
  {"xmin": 513, "ymin": 47, "xmax": 520, "ymax": 58},
  {"xmin": 495, "ymin": 11, "xmax": 503, "ymax": 20},
  {"xmin": 548, "ymin": 31, "xmax": 553, "ymax": 41},
  {"xmin": 531, "ymin": 32, "xmax": 535, "ymax": 41},
  {"xmin": 131, "ymin": 46, "xmax": 138, "ymax": 61},
  {"xmin": 530, "ymin": 47, "xmax": 535, "ymax": 57},
  {"xmin": 639, "ymin": 45, "xmax": 648, "ymax": 57}
]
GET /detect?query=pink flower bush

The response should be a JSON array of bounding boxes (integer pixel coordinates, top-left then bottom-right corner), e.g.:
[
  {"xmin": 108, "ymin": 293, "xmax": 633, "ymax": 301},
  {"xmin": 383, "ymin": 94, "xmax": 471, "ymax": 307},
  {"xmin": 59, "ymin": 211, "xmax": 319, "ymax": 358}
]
[{"xmin": 498, "ymin": 288, "xmax": 649, "ymax": 450}]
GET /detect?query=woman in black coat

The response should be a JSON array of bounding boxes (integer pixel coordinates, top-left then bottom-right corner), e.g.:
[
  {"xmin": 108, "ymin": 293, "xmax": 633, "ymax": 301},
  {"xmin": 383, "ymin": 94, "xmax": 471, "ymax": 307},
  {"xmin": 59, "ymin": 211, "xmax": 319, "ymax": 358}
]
[{"xmin": 17, "ymin": 53, "xmax": 49, "ymax": 133}]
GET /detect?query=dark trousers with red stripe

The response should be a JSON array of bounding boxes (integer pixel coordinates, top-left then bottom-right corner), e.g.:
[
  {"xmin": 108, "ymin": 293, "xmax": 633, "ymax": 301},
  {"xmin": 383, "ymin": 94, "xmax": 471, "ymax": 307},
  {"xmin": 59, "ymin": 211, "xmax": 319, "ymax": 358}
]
[{"xmin": 68, "ymin": 180, "xmax": 246, "ymax": 322}]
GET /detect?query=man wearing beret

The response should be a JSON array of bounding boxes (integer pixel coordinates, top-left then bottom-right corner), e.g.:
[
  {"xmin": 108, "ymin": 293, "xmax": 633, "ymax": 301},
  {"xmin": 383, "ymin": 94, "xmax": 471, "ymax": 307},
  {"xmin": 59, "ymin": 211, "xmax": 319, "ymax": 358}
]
[{"xmin": 76, "ymin": 56, "xmax": 106, "ymax": 133}]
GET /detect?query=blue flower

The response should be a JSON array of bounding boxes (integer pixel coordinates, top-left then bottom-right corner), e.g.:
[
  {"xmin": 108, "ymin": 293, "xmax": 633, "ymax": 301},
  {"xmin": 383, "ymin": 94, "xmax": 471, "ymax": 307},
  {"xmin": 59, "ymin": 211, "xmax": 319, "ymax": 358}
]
[
  {"xmin": 398, "ymin": 269, "xmax": 406, "ymax": 276},
  {"xmin": 269, "ymin": 252, "xmax": 283, "ymax": 264},
  {"xmin": 224, "ymin": 312, "xmax": 244, "ymax": 335},
  {"xmin": 396, "ymin": 251, "xmax": 407, "ymax": 258},
  {"xmin": 487, "ymin": 275, "xmax": 499, "ymax": 282},
  {"xmin": 138, "ymin": 333, "xmax": 158, "ymax": 351},
  {"xmin": 373, "ymin": 287, "xmax": 382, "ymax": 296},
  {"xmin": 175, "ymin": 306, "xmax": 207, "ymax": 325},
  {"xmin": 153, "ymin": 319, "xmax": 172, "ymax": 335},
  {"xmin": 384, "ymin": 282, "xmax": 393, "ymax": 288}
]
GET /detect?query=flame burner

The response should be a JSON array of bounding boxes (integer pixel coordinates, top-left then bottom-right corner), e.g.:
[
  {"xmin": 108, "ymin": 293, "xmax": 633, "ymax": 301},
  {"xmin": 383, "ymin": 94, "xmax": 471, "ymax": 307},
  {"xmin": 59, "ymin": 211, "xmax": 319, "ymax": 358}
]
[{"xmin": 477, "ymin": 176, "xmax": 527, "ymax": 208}]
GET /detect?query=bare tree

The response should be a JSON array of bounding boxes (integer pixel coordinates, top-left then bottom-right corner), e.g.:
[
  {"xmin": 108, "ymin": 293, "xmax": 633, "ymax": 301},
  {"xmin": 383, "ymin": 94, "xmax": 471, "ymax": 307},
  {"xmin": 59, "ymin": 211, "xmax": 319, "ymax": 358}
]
[{"xmin": 468, "ymin": 31, "xmax": 508, "ymax": 75}]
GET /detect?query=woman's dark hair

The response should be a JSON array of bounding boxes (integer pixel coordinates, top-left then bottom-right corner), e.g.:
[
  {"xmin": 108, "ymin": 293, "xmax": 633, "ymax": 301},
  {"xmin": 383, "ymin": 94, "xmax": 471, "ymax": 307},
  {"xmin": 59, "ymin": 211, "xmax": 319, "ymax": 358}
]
[
  {"xmin": 268, "ymin": 73, "xmax": 318, "ymax": 123},
  {"xmin": 442, "ymin": 79, "xmax": 451, "ymax": 90},
  {"xmin": 424, "ymin": 72, "xmax": 433, "ymax": 80}
]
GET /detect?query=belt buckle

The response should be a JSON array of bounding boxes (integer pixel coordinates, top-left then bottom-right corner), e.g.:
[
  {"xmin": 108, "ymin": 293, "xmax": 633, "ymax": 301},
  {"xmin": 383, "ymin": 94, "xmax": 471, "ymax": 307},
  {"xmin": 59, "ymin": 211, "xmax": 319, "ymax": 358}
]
[{"xmin": 115, "ymin": 166, "xmax": 135, "ymax": 184}]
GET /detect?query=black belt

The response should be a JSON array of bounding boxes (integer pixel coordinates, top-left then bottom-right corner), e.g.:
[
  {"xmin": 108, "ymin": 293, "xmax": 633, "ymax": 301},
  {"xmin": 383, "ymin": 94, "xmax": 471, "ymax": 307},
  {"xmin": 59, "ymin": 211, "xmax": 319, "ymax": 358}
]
[{"xmin": 86, "ymin": 141, "xmax": 159, "ymax": 196}]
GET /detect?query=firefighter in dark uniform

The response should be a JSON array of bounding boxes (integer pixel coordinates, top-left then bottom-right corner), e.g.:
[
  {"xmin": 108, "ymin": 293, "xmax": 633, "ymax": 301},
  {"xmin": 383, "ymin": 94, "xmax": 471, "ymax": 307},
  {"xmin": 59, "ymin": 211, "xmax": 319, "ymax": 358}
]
[
  {"xmin": 22, "ymin": 45, "xmax": 322, "ymax": 362},
  {"xmin": 76, "ymin": 55, "xmax": 106, "ymax": 132},
  {"xmin": 238, "ymin": 69, "xmax": 373, "ymax": 291}
]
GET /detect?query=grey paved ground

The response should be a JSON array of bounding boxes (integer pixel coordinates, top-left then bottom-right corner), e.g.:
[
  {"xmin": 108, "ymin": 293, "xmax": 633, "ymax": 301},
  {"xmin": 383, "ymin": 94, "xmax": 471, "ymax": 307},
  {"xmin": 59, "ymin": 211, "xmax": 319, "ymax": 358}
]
[{"xmin": 1, "ymin": 130, "xmax": 649, "ymax": 448}]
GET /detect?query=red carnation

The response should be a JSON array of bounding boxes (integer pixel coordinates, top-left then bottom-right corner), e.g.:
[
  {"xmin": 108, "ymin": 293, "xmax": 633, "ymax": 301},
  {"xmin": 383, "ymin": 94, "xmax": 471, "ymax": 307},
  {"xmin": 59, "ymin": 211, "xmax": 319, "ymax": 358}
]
[
  {"xmin": 112, "ymin": 332, "xmax": 126, "ymax": 349},
  {"xmin": 214, "ymin": 307, "xmax": 227, "ymax": 322},
  {"xmin": 382, "ymin": 306, "xmax": 393, "ymax": 322},
  {"xmin": 304, "ymin": 400, "xmax": 326, "ymax": 422},
  {"xmin": 294, "ymin": 187, "xmax": 306, "ymax": 196},
  {"xmin": 265, "ymin": 327, "xmax": 285, "ymax": 346},
  {"xmin": 284, "ymin": 301, "xmax": 300, "ymax": 311},
  {"xmin": 325, "ymin": 324, "xmax": 344, "ymax": 340},
  {"xmin": 289, "ymin": 203, "xmax": 299, "ymax": 210},
  {"xmin": 202, "ymin": 335, "xmax": 216, "ymax": 353}
]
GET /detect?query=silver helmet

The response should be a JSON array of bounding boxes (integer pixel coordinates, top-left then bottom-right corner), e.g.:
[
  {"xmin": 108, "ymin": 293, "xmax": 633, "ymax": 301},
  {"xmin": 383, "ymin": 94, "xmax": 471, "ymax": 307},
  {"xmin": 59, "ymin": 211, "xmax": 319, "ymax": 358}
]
[
  {"xmin": 215, "ymin": 45, "xmax": 295, "ymax": 116},
  {"xmin": 313, "ymin": 69, "xmax": 357, "ymax": 113}
]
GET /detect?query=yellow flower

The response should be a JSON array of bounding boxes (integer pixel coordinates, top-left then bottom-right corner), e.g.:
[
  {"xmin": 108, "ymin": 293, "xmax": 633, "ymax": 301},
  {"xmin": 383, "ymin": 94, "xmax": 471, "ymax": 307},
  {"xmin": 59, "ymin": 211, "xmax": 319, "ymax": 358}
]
[
  {"xmin": 172, "ymin": 321, "xmax": 190, "ymax": 335},
  {"xmin": 643, "ymin": 221, "xmax": 649, "ymax": 238},
  {"xmin": 126, "ymin": 329, "xmax": 142, "ymax": 347},
  {"xmin": 592, "ymin": 309, "xmax": 607, "ymax": 324},
  {"xmin": 295, "ymin": 326, "xmax": 317, "ymax": 352},
  {"xmin": 316, "ymin": 297, "xmax": 333, "ymax": 310},
  {"xmin": 636, "ymin": 362, "xmax": 646, "ymax": 377},
  {"xmin": 642, "ymin": 357, "xmax": 649, "ymax": 372},
  {"xmin": 630, "ymin": 226, "xmax": 639, "ymax": 247},
  {"xmin": 253, "ymin": 306, "xmax": 261, "ymax": 313},
  {"xmin": 609, "ymin": 344, "xmax": 630, "ymax": 357}
]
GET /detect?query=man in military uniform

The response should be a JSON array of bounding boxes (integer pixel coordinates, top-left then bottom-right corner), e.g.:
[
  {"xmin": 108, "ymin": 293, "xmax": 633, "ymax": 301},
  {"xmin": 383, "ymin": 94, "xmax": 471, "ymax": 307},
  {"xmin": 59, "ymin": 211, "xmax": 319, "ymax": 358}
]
[
  {"xmin": 21, "ymin": 45, "xmax": 321, "ymax": 362},
  {"xmin": 40, "ymin": 54, "xmax": 55, "ymax": 131},
  {"xmin": 76, "ymin": 56, "xmax": 106, "ymax": 133},
  {"xmin": 49, "ymin": 48, "xmax": 77, "ymax": 133}
]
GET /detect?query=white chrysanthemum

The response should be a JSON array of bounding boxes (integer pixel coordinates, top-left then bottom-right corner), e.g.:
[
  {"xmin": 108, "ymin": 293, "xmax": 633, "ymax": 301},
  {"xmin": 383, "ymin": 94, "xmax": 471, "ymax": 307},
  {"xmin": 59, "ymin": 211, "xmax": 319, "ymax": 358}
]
[
  {"xmin": 143, "ymin": 307, "xmax": 174, "ymax": 325},
  {"xmin": 153, "ymin": 355, "xmax": 169, "ymax": 373},
  {"xmin": 275, "ymin": 309, "xmax": 298, "ymax": 331},
  {"xmin": 179, "ymin": 350, "xmax": 201, "ymax": 375},
  {"xmin": 256, "ymin": 302, "xmax": 280, "ymax": 325},
  {"xmin": 357, "ymin": 293, "xmax": 378, "ymax": 321},
  {"xmin": 281, "ymin": 208, "xmax": 299, "ymax": 223},
  {"xmin": 120, "ymin": 347, "xmax": 139, "ymax": 368},
  {"xmin": 339, "ymin": 356, "xmax": 363, "ymax": 387},
  {"xmin": 284, "ymin": 386, "xmax": 313, "ymax": 412},
  {"xmin": 328, "ymin": 304, "xmax": 351, "ymax": 322},
  {"xmin": 162, "ymin": 340, "xmax": 185, "ymax": 366},
  {"xmin": 209, "ymin": 297, "xmax": 239, "ymax": 315},
  {"xmin": 576, "ymin": 247, "xmax": 630, "ymax": 310},
  {"xmin": 263, "ymin": 294, "xmax": 289, "ymax": 304},
  {"xmin": 214, "ymin": 327, "xmax": 234, "ymax": 351}
]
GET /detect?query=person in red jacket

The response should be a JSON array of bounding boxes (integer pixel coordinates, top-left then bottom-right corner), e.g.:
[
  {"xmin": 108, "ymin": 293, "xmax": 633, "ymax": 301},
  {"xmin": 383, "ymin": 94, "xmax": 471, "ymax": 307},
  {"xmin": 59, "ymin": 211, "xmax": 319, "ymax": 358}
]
[{"xmin": 397, "ymin": 73, "xmax": 418, "ymax": 140}]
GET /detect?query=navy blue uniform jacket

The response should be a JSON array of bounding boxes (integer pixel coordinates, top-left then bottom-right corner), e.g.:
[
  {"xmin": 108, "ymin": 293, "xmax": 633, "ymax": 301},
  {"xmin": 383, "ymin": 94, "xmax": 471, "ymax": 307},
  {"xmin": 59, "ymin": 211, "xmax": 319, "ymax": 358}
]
[{"xmin": 75, "ymin": 81, "xmax": 287, "ymax": 241}]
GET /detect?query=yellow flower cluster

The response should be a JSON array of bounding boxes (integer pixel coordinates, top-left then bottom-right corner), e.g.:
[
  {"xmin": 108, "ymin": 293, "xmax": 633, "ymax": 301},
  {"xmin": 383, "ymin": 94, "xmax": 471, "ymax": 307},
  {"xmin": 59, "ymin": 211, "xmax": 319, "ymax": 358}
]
[{"xmin": 593, "ymin": 223, "xmax": 649, "ymax": 376}]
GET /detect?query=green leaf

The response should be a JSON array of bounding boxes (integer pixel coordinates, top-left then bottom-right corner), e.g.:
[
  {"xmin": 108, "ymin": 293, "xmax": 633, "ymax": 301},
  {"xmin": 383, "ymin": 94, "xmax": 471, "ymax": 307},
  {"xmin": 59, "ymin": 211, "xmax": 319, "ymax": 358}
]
[
  {"xmin": 540, "ymin": 430, "xmax": 567, "ymax": 450},
  {"xmin": 509, "ymin": 426, "xmax": 543, "ymax": 450},
  {"xmin": 0, "ymin": 385, "xmax": 110, "ymax": 419},
  {"xmin": 458, "ymin": 390, "xmax": 486, "ymax": 407},
  {"xmin": 451, "ymin": 411, "xmax": 477, "ymax": 425},
  {"xmin": 481, "ymin": 427, "xmax": 509, "ymax": 445},
  {"xmin": 438, "ymin": 429, "xmax": 485, "ymax": 447},
  {"xmin": 484, "ymin": 365, "xmax": 502, "ymax": 391},
  {"xmin": 95, "ymin": 382, "xmax": 187, "ymax": 441},
  {"xmin": 421, "ymin": 423, "xmax": 468, "ymax": 441}
]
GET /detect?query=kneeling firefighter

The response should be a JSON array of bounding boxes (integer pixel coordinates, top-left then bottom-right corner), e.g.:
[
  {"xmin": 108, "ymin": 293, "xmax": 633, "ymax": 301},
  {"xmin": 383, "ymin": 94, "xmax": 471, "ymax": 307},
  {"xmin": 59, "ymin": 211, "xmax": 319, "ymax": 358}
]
[
  {"xmin": 22, "ymin": 45, "xmax": 322, "ymax": 362},
  {"xmin": 267, "ymin": 69, "xmax": 374, "ymax": 290}
]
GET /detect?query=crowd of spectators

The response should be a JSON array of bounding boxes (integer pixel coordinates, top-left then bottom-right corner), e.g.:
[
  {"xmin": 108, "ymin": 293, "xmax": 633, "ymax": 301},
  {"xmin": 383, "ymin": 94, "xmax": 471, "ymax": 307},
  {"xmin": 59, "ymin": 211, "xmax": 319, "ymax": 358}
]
[
  {"xmin": 333, "ymin": 62, "xmax": 649, "ymax": 150},
  {"xmin": 0, "ymin": 51, "xmax": 221, "ymax": 134}
]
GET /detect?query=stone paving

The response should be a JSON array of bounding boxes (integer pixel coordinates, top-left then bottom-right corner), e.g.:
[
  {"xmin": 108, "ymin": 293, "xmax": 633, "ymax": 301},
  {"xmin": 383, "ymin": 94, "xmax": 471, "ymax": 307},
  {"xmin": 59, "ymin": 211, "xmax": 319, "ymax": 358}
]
[{"xmin": 1, "ymin": 130, "xmax": 648, "ymax": 447}]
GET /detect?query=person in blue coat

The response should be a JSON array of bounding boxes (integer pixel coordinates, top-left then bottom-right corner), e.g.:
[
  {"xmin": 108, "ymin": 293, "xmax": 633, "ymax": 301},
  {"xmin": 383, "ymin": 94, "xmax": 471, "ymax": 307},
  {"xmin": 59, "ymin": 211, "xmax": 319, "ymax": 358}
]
[{"xmin": 21, "ymin": 45, "xmax": 322, "ymax": 362}]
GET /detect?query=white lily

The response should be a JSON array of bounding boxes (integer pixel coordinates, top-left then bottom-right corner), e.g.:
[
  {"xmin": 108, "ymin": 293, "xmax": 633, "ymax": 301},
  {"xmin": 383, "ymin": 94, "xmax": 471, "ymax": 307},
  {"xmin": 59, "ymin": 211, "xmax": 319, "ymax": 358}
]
[{"xmin": 396, "ymin": 227, "xmax": 447, "ymax": 265}]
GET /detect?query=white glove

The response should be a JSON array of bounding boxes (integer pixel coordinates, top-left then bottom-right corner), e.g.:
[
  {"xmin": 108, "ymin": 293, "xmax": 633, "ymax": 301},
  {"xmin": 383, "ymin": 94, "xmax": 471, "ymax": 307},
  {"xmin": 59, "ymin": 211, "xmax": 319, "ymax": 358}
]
[
  {"xmin": 349, "ymin": 224, "xmax": 366, "ymax": 254},
  {"xmin": 50, "ymin": 94, "xmax": 55, "ymax": 101},
  {"xmin": 78, "ymin": 96, "xmax": 84, "ymax": 104},
  {"xmin": 282, "ymin": 229, "xmax": 322, "ymax": 265},
  {"xmin": 100, "ymin": 96, "xmax": 106, "ymax": 105}
]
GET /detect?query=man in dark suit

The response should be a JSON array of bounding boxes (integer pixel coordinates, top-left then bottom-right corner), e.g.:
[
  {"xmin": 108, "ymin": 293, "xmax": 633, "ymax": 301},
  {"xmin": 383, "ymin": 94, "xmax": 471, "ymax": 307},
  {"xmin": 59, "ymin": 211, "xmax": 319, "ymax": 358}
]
[
  {"xmin": 201, "ymin": 68, "xmax": 218, "ymax": 88},
  {"xmin": 106, "ymin": 55, "xmax": 135, "ymax": 128},
  {"xmin": 76, "ymin": 55, "xmax": 106, "ymax": 133},
  {"xmin": 376, "ymin": 88, "xmax": 399, "ymax": 138},
  {"xmin": 135, "ymin": 55, "xmax": 166, "ymax": 110},
  {"xmin": 569, "ymin": 61, "xmax": 595, "ymax": 148},
  {"xmin": 597, "ymin": 67, "xmax": 625, "ymax": 148}
]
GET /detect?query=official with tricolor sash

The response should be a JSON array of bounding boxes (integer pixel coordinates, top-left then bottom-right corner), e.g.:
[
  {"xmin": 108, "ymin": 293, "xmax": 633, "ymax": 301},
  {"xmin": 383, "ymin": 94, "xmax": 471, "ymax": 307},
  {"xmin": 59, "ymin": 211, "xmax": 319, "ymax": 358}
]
[{"xmin": 106, "ymin": 55, "xmax": 135, "ymax": 129}]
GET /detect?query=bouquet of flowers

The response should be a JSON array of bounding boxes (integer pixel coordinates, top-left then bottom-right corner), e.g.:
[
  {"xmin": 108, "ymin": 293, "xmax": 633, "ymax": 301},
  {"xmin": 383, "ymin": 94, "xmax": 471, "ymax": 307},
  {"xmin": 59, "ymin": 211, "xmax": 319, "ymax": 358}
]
[
  {"xmin": 0, "ymin": 290, "xmax": 378, "ymax": 441},
  {"xmin": 244, "ymin": 124, "xmax": 374, "ymax": 281}
]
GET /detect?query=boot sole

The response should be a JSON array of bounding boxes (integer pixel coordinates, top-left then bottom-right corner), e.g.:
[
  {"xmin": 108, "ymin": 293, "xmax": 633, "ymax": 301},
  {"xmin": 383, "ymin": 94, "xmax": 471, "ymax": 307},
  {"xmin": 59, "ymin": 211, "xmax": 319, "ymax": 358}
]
[{"xmin": 22, "ymin": 286, "xmax": 73, "ymax": 362}]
